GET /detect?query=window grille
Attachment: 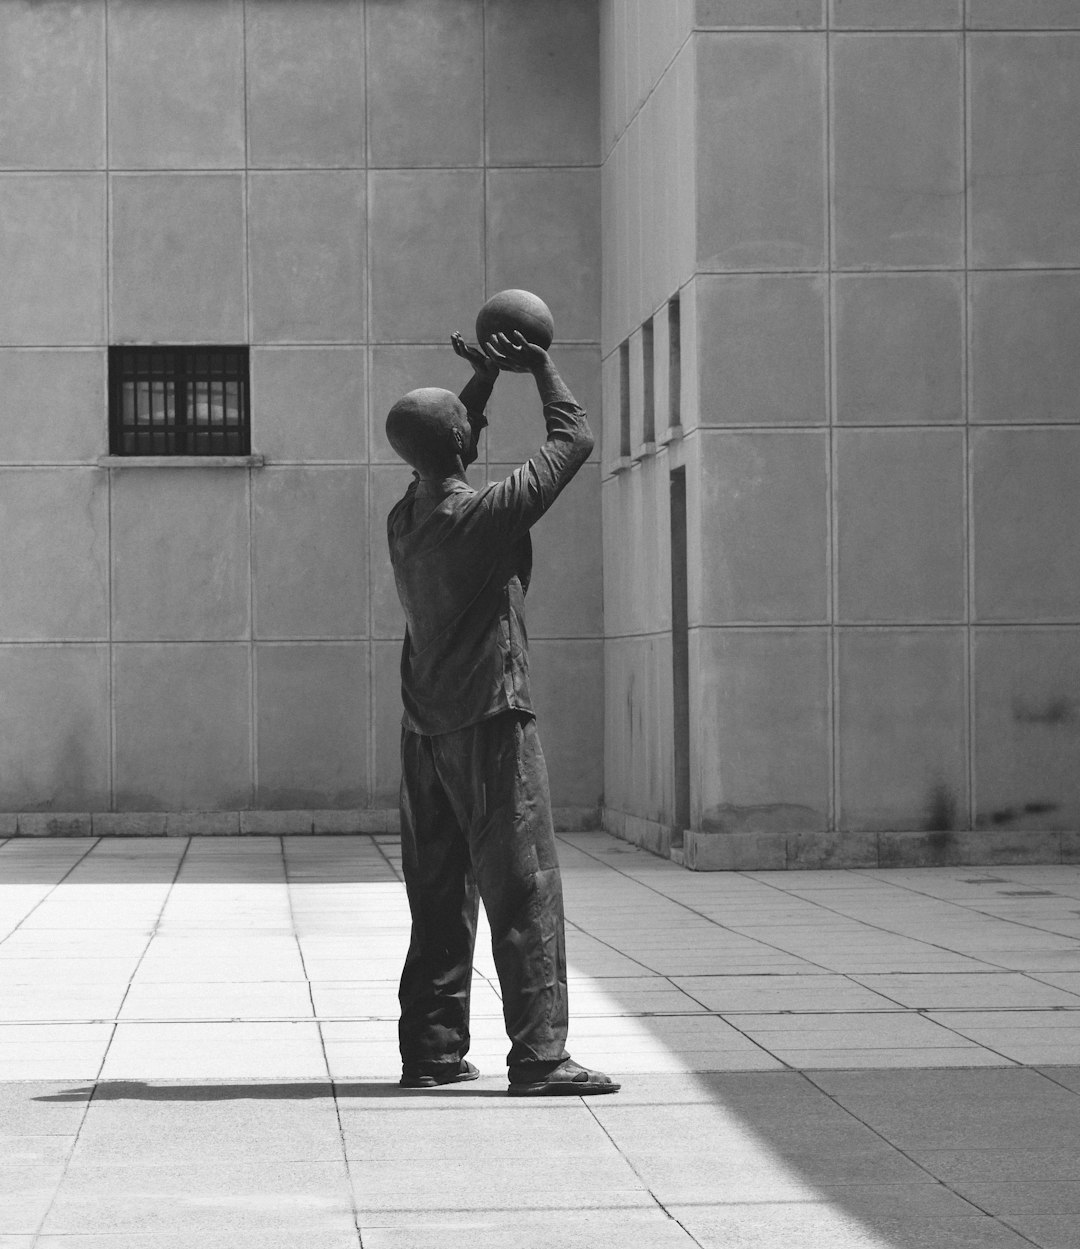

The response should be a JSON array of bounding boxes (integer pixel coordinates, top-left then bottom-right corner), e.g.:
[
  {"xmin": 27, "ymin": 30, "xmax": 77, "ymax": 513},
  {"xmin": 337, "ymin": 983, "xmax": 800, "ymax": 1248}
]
[{"xmin": 108, "ymin": 345, "xmax": 250, "ymax": 456}]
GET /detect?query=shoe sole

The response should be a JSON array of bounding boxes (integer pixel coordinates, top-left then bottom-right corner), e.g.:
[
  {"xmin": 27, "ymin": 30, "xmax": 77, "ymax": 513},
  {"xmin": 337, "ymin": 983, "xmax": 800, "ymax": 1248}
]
[
  {"xmin": 507, "ymin": 1080, "xmax": 621, "ymax": 1097},
  {"xmin": 399, "ymin": 1067, "xmax": 480, "ymax": 1089}
]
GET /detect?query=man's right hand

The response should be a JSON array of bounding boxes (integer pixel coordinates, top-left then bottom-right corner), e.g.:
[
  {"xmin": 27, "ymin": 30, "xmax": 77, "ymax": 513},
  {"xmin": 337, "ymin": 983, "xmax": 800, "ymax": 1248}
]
[{"xmin": 482, "ymin": 331, "xmax": 550, "ymax": 375}]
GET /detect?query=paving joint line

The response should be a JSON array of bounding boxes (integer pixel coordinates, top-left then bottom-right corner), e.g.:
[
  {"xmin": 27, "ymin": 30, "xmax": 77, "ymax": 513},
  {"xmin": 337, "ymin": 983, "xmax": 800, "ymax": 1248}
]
[
  {"xmin": 94, "ymin": 837, "xmax": 194, "ymax": 1070},
  {"xmin": 581, "ymin": 1094, "xmax": 707, "ymax": 1249},
  {"xmin": 278, "ymin": 834, "xmax": 321, "ymax": 1034}
]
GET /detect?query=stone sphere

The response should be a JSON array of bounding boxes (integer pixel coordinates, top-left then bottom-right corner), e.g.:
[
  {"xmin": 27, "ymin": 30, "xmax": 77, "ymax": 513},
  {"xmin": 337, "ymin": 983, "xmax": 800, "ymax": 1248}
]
[{"xmin": 475, "ymin": 289, "xmax": 555, "ymax": 352}]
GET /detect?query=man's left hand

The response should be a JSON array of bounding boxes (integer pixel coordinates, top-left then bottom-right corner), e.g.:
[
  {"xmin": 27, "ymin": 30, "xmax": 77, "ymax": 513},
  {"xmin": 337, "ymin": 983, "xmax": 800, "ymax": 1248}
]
[{"xmin": 452, "ymin": 332, "xmax": 500, "ymax": 380}]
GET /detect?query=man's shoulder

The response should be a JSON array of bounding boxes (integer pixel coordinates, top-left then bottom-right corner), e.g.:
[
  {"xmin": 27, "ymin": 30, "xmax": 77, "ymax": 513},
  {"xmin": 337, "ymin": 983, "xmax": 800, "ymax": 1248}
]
[{"xmin": 390, "ymin": 478, "xmax": 487, "ymax": 545}]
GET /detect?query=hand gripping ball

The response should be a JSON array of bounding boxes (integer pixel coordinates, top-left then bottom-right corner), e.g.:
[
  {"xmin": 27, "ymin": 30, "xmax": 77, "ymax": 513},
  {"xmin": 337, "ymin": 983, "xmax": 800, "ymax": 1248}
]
[{"xmin": 475, "ymin": 289, "xmax": 555, "ymax": 352}]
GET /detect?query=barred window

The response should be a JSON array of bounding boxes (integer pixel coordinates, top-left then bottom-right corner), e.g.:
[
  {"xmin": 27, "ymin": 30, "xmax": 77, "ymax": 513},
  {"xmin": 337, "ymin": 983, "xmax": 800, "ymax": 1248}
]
[{"xmin": 108, "ymin": 346, "xmax": 250, "ymax": 456}]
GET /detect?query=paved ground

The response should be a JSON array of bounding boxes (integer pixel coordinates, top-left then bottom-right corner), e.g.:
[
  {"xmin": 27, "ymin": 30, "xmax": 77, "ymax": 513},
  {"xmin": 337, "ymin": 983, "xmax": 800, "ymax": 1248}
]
[{"xmin": 2, "ymin": 831, "xmax": 1080, "ymax": 1248}]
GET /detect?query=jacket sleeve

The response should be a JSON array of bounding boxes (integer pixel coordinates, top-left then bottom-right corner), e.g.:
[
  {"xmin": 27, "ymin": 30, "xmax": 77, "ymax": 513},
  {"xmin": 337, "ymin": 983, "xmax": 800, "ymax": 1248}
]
[{"xmin": 479, "ymin": 400, "xmax": 595, "ymax": 547}]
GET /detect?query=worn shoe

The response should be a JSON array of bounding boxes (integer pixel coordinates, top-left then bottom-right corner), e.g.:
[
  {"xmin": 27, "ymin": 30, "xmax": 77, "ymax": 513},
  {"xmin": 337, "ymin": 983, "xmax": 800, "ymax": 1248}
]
[
  {"xmin": 399, "ymin": 1059, "xmax": 480, "ymax": 1089},
  {"xmin": 508, "ymin": 1058, "xmax": 620, "ymax": 1096}
]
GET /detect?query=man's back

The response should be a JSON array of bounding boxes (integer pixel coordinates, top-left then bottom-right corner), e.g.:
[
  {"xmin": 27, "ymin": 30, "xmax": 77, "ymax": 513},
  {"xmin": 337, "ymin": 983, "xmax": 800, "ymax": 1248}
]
[{"xmin": 388, "ymin": 398, "xmax": 593, "ymax": 735}]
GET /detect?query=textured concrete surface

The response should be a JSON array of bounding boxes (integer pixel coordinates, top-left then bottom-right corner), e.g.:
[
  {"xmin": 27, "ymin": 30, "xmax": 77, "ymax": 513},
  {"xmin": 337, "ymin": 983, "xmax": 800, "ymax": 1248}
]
[
  {"xmin": 602, "ymin": 3, "xmax": 1080, "ymax": 855},
  {"xmin": 2, "ymin": 831, "xmax": 1079, "ymax": 1245},
  {"xmin": 0, "ymin": 0, "xmax": 603, "ymax": 816}
]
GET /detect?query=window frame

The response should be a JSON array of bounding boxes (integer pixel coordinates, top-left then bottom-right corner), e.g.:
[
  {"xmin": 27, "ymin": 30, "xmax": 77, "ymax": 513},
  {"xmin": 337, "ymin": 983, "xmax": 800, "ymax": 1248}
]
[{"xmin": 108, "ymin": 344, "xmax": 252, "ymax": 458}]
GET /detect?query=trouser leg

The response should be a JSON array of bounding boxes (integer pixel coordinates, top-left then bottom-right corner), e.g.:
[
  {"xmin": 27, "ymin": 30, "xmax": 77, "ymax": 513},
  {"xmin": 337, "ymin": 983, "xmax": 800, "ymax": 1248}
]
[
  {"xmin": 433, "ymin": 712, "xmax": 569, "ymax": 1069},
  {"xmin": 397, "ymin": 727, "xmax": 479, "ymax": 1069}
]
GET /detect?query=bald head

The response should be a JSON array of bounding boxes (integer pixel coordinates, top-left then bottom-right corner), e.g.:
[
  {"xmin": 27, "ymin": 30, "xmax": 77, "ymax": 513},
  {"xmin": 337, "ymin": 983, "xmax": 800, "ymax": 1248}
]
[{"xmin": 385, "ymin": 387, "xmax": 470, "ymax": 477}]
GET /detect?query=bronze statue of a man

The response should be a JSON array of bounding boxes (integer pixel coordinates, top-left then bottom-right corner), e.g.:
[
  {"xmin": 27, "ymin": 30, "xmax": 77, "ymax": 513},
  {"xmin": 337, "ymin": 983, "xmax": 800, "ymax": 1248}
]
[{"xmin": 385, "ymin": 328, "xmax": 619, "ymax": 1097}]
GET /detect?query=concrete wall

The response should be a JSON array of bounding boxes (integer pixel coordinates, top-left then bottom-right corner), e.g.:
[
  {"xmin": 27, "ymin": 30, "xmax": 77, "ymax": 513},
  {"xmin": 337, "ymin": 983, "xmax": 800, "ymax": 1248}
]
[
  {"xmin": 0, "ymin": 0, "xmax": 603, "ymax": 830},
  {"xmin": 600, "ymin": 0, "xmax": 1080, "ymax": 868}
]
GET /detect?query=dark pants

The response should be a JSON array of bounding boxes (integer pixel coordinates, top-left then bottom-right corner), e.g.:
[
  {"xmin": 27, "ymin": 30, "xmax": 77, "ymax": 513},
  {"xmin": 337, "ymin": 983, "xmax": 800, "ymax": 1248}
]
[{"xmin": 397, "ymin": 710, "xmax": 570, "ymax": 1072}]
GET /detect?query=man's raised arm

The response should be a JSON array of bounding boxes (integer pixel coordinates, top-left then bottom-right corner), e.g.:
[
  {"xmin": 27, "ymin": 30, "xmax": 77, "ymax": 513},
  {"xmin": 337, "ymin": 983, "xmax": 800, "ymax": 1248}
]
[{"xmin": 452, "ymin": 331, "xmax": 498, "ymax": 465}]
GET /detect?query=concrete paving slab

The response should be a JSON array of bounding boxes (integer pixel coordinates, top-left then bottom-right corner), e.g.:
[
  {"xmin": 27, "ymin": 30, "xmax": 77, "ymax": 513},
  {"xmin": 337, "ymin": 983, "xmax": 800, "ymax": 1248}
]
[
  {"xmin": 950, "ymin": 1182, "xmax": 1080, "ymax": 1215},
  {"xmin": 668, "ymin": 1206, "xmax": 1036, "ymax": 1249},
  {"xmin": 98, "ymin": 1022, "xmax": 329, "ymax": 1080},
  {"xmin": 673, "ymin": 974, "xmax": 907, "ymax": 1012},
  {"xmin": 811, "ymin": 958, "xmax": 997, "ymax": 974},
  {"xmin": 41, "ymin": 1161, "xmax": 359, "ymax": 1235},
  {"xmin": 805, "ymin": 1068, "xmax": 1080, "ymax": 1148},
  {"xmin": 625, "ymin": 1149, "xmax": 930, "ymax": 1204},
  {"xmin": 346, "ymin": 1152, "xmax": 650, "ymax": 1212},
  {"xmin": 300, "ymin": 958, "xmax": 409, "ymax": 982},
  {"xmin": 1040, "ymin": 1066, "xmax": 1080, "ymax": 1093},
  {"xmin": 340, "ymin": 1104, "xmax": 615, "ymax": 1159},
  {"xmin": 35, "ymin": 1238, "xmax": 359, "ymax": 1249},
  {"xmin": 321, "ymin": 1041, "xmax": 412, "ymax": 1081},
  {"xmin": 0, "ymin": 1164, "xmax": 67, "ymax": 1233},
  {"xmin": 794, "ymin": 1182, "xmax": 980, "ymax": 1218},
  {"xmin": 1029, "ymin": 972, "xmax": 1080, "ymax": 996},
  {"xmin": 0, "ymin": 1025, "xmax": 112, "ymax": 1079},
  {"xmin": 853, "ymin": 972, "xmax": 1080, "ymax": 1008},
  {"xmin": 928, "ymin": 1009, "xmax": 1080, "ymax": 1029},
  {"xmin": 69, "ymin": 1084, "xmax": 344, "ymax": 1164},
  {"xmin": 777, "ymin": 1047, "xmax": 1011, "ymax": 1068},
  {"xmin": 0, "ymin": 1080, "xmax": 90, "ymax": 1132},
  {"xmin": 590, "ymin": 1100, "xmax": 884, "ymax": 1154},
  {"xmin": 1003, "ymin": 1216, "xmax": 1080, "ymax": 1248},
  {"xmin": 650, "ymin": 957, "xmax": 822, "ymax": 975},
  {"xmin": 566, "ymin": 1012, "xmax": 754, "ymax": 1042},
  {"xmin": 358, "ymin": 1209, "xmax": 698, "ymax": 1248},
  {"xmin": 0, "ymin": 932, "xmax": 151, "ymax": 958},
  {"xmin": 16, "ymin": 899, "xmax": 168, "ymax": 929},
  {"xmin": 0, "ymin": 1054, "xmax": 106, "ymax": 1080},
  {"xmin": 922, "ymin": 1025, "xmax": 1080, "ymax": 1065},
  {"xmin": 0, "ymin": 957, "xmax": 142, "ymax": 985},
  {"xmin": 117, "ymin": 980, "xmax": 316, "ymax": 1021},
  {"xmin": 3, "ymin": 1135, "xmax": 76, "ymax": 1165},
  {"xmin": 908, "ymin": 1148, "xmax": 1080, "ymax": 1182},
  {"xmin": 603, "ymin": 1069, "xmax": 844, "ymax": 1107},
  {"xmin": 726, "ymin": 1012, "xmax": 961, "ymax": 1048},
  {"xmin": 981, "ymin": 950, "xmax": 1080, "ymax": 971},
  {"xmin": 129, "ymin": 958, "xmax": 310, "ymax": 984},
  {"xmin": 0, "ymin": 983, "xmax": 129, "ymax": 1023}
]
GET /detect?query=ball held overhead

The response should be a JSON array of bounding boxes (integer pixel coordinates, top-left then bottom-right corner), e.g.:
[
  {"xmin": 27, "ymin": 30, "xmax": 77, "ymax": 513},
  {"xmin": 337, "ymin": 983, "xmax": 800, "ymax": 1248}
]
[{"xmin": 475, "ymin": 289, "xmax": 555, "ymax": 352}]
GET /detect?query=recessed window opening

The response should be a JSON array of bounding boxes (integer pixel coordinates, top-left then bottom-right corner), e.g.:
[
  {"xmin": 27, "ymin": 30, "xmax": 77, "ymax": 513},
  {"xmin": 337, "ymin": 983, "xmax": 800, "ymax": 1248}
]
[
  {"xmin": 670, "ymin": 465, "xmax": 690, "ymax": 837},
  {"xmin": 109, "ymin": 345, "xmax": 251, "ymax": 456},
  {"xmin": 642, "ymin": 318, "xmax": 655, "ymax": 444},
  {"xmin": 668, "ymin": 294, "xmax": 681, "ymax": 430},
  {"xmin": 618, "ymin": 338, "xmax": 631, "ymax": 459}
]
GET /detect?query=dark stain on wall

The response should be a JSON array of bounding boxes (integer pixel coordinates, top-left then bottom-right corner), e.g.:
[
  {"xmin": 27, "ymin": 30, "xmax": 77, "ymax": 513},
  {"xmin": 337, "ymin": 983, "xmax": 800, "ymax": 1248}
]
[
  {"xmin": 977, "ymin": 800, "xmax": 1061, "ymax": 829},
  {"xmin": 923, "ymin": 781, "xmax": 959, "ymax": 833},
  {"xmin": 1012, "ymin": 696, "xmax": 1077, "ymax": 726},
  {"xmin": 1024, "ymin": 800, "xmax": 1059, "ymax": 815}
]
